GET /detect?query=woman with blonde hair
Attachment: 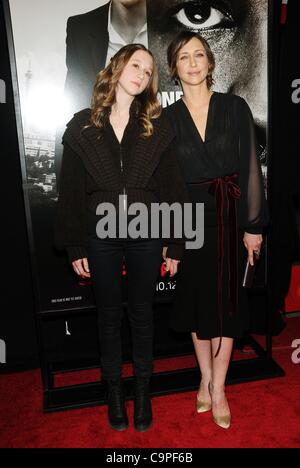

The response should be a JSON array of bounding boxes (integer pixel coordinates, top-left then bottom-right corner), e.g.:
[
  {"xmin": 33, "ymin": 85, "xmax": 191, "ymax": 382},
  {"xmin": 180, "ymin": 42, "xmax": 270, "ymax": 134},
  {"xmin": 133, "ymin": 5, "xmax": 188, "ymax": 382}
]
[{"xmin": 55, "ymin": 44, "xmax": 188, "ymax": 432}]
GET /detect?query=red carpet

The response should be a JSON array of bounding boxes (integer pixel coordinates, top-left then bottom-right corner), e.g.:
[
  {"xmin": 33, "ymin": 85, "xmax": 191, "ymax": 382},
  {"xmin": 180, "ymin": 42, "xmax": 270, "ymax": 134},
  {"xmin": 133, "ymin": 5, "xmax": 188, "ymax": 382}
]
[
  {"xmin": 285, "ymin": 265, "xmax": 300, "ymax": 312},
  {"xmin": 1, "ymin": 316, "xmax": 300, "ymax": 448}
]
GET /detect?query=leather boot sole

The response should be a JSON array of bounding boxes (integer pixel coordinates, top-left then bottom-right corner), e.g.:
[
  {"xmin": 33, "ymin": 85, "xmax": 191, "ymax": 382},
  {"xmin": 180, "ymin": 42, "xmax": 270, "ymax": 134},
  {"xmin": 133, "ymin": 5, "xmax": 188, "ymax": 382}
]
[{"xmin": 109, "ymin": 420, "xmax": 129, "ymax": 431}]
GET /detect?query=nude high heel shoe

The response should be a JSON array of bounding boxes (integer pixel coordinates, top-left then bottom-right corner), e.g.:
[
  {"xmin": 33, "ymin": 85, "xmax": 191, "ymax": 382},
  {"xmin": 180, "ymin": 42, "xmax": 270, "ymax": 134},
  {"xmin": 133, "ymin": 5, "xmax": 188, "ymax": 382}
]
[
  {"xmin": 196, "ymin": 395, "xmax": 212, "ymax": 413},
  {"xmin": 209, "ymin": 382, "xmax": 231, "ymax": 429},
  {"xmin": 196, "ymin": 382, "xmax": 212, "ymax": 413}
]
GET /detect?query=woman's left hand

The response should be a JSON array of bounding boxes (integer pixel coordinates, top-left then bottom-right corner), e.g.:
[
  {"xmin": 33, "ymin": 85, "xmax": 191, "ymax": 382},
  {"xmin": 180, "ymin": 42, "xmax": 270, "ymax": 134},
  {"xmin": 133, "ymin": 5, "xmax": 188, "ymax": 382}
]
[
  {"xmin": 165, "ymin": 257, "xmax": 180, "ymax": 276},
  {"xmin": 243, "ymin": 232, "xmax": 263, "ymax": 266}
]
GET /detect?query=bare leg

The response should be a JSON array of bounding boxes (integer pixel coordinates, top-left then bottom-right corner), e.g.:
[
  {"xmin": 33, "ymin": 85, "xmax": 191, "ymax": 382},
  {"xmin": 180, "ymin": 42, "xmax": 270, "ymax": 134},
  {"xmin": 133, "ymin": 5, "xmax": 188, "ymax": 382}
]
[
  {"xmin": 192, "ymin": 333, "xmax": 212, "ymax": 401},
  {"xmin": 210, "ymin": 337, "xmax": 233, "ymax": 417}
]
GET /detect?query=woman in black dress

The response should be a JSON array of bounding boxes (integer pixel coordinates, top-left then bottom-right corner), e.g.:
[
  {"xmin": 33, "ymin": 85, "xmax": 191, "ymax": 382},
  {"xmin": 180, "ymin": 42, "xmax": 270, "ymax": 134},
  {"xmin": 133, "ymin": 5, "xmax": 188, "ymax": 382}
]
[
  {"xmin": 54, "ymin": 44, "xmax": 187, "ymax": 432},
  {"xmin": 165, "ymin": 32, "xmax": 268, "ymax": 429}
]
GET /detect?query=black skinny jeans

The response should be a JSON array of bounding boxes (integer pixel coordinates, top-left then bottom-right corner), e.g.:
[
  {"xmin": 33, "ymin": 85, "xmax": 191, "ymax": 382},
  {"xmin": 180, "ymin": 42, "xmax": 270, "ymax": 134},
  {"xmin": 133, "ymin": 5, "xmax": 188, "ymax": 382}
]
[{"xmin": 87, "ymin": 230, "xmax": 163, "ymax": 380}]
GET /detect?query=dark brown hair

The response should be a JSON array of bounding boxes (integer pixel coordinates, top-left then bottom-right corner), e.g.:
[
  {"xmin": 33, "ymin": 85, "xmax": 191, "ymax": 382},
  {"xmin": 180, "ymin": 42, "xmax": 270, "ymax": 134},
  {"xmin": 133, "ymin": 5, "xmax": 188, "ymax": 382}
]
[
  {"xmin": 167, "ymin": 31, "xmax": 215, "ymax": 89},
  {"xmin": 87, "ymin": 44, "xmax": 161, "ymax": 137}
]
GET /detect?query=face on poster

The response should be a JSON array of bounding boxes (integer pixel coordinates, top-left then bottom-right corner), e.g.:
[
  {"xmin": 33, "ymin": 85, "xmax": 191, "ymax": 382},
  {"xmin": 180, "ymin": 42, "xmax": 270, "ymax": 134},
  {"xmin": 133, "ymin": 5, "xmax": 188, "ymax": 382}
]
[{"xmin": 147, "ymin": 0, "xmax": 268, "ymax": 172}]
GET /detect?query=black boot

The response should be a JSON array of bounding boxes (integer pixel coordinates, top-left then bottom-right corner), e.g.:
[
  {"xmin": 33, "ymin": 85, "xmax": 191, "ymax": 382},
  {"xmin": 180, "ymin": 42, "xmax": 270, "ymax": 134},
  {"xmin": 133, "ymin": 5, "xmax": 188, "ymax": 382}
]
[
  {"xmin": 107, "ymin": 379, "xmax": 128, "ymax": 431},
  {"xmin": 134, "ymin": 377, "xmax": 152, "ymax": 432}
]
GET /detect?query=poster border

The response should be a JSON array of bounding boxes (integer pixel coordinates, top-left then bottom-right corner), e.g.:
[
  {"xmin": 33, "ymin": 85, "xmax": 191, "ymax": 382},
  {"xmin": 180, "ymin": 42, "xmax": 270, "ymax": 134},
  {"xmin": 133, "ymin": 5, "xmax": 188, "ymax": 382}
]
[{"xmin": 2, "ymin": 0, "xmax": 43, "ymax": 316}]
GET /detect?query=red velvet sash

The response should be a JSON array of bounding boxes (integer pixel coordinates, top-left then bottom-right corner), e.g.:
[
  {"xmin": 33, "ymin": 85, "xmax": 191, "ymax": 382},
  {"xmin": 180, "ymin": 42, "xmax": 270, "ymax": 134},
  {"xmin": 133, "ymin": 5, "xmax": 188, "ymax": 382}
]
[{"xmin": 201, "ymin": 174, "xmax": 241, "ymax": 357}]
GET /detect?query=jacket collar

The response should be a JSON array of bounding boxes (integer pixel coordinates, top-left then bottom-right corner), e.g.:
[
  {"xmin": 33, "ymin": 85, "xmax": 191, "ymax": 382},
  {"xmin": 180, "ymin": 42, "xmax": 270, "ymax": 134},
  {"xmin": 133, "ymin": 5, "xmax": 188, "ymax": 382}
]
[{"xmin": 63, "ymin": 106, "xmax": 175, "ymax": 188}]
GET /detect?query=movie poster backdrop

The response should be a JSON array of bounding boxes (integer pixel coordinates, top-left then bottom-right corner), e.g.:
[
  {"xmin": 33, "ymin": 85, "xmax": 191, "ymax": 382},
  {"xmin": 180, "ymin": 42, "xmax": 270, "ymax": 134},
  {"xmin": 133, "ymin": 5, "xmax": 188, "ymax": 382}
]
[{"xmin": 6, "ymin": 0, "xmax": 268, "ymax": 313}]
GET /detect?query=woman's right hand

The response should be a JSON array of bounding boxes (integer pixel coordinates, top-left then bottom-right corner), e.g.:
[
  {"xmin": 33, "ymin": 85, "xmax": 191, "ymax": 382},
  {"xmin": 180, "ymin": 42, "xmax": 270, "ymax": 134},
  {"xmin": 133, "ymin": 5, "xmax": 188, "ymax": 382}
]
[
  {"xmin": 72, "ymin": 258, "xmax": 91, "ymax": 278},
  {"xmin": 165, "ymin": 257, "xmax": 180, "ymax": 277}
]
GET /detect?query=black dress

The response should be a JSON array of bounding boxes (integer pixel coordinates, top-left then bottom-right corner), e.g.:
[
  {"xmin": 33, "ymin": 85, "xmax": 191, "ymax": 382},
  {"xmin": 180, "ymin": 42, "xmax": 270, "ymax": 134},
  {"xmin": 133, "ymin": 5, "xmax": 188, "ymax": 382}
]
[{"xmin": 166, "ymin": 92, "xmax": 269, "ymax": 340}]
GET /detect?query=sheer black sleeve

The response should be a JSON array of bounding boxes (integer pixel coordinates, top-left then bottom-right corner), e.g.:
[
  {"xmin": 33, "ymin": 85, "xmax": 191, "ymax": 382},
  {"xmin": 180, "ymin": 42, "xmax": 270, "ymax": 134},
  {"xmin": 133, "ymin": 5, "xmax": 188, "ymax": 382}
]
[
  {"xmin": 54, "ymin": 142, "xmax": 88, "ymax": 263},
  {"xmin": 153, "ymin": 140, "xmax": 190, "ymax": 260},
  {"xmin": 236, "ymin": 97, "xmax": 269, "ymax": 234}
]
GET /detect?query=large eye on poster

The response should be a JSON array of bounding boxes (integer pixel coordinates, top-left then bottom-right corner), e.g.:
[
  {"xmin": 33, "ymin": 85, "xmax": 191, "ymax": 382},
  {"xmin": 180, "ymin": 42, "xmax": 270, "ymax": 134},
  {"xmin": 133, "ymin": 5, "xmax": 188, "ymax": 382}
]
[{"xmin": 6, "ymin": 0, "xmax": 268, "ymax": 314}]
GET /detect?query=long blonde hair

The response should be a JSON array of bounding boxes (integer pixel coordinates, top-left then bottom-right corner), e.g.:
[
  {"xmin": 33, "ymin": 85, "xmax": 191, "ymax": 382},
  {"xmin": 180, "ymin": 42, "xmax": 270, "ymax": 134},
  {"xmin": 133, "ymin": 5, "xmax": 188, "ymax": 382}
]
[{"xmin": 87, "ymin": 44, "xmax": 161, "ymax": 137}]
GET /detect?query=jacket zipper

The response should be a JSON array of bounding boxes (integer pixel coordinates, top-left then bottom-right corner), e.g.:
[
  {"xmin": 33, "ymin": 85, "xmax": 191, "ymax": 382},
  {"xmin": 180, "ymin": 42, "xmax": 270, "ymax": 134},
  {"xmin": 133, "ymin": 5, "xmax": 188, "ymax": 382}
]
[{"xmin": 119, "ymin": 145, "xmax": 127, "ymax": 212}]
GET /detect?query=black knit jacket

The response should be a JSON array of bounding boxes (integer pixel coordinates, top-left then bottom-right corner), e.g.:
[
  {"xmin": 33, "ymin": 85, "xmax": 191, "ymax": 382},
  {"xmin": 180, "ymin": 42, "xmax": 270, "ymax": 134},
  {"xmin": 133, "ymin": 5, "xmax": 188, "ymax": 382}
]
[{"xmin": 54, "ymin": 103, "xmax": 190, "ymax": 263}]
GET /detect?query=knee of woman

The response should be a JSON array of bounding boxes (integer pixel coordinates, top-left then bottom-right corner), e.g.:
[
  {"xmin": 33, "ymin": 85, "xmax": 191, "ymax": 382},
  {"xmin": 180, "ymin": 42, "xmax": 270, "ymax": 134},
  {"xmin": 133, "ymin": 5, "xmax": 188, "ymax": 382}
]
[
  {"xmin": 128, "ymin": 302, "xmax": 153, "ymax": 325},
  {"xmin": 98, "ymin": 304, "xmax": 123, "ymax": 325}
]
